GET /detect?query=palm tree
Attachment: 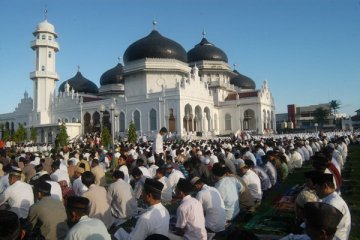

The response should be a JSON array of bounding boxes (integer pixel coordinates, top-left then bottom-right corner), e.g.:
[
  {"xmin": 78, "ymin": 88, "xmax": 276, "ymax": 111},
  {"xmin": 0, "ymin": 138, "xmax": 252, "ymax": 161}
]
[
  {"xmin": 329, "ymin": 100, "xmax": 341, "ymax": 115},
  {"xmin": 313, "ymin": 107, "xmax": 330, "ymax": 127}
]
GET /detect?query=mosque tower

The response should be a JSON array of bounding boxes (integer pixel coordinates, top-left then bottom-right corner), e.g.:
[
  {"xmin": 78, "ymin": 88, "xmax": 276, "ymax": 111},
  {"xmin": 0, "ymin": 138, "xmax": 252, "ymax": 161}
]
[{"xmin": 30, "ymin": 13, "xmax": 59, "ymax": 125}]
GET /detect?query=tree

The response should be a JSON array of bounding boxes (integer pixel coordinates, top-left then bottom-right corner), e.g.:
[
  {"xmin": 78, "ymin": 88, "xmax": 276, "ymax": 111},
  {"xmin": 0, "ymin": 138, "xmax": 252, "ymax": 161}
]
[
  {"xmin": 329, "ymin": 100, "xmax": 341, "ymax": 115},
  {"xmin": 13, "ymin": 124, "xmax": 27, "ymax": 143},
  {"xmin": 313, "ymin": 107, "xmax": 329, "ymax": 127},
  {"xmin": 56, "ymin": 122, "xmax": 69, "ymax": 148},
  {"xmin": 127, "ymin": 121, "xmax": 137, "ymax": 144},
  {"xmin": 30, "ymin": 126, "xmax": 37, "ymax": 143},
  {"xmin": 101, "ymin": 126, "xmax": 112, "ymax": 148}
]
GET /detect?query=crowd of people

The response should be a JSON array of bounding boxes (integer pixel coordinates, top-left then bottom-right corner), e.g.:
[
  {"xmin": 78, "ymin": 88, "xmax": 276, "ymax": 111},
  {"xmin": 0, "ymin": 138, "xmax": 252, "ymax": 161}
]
[{"xmin": 0, "ymin": 128, "xmax": 358, "ymax": 240}]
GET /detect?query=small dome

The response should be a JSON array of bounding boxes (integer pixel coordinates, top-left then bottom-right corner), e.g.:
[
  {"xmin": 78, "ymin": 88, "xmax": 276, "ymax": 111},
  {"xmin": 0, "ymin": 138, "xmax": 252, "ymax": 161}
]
[
  {"xmin": 100, "ymin": 63, "xmax": 124, "ymax": 86},
  {"xmin": 230, "ymin": 70, "xmax": 256, "ymax": 89},
  {"xmin": 187, "ymin": 37, "xmax": 228, "ymax": 63},
  {"xmin": 123, "ymin": 30, "xmax": 187, "ymax": 64},
  {"xmin": 59, "ymin": 71, "xmax": 98, "ymax": 94},
  {"xmin": 34, "ymin": 19, "xmax": 57, "ymax": 36}
]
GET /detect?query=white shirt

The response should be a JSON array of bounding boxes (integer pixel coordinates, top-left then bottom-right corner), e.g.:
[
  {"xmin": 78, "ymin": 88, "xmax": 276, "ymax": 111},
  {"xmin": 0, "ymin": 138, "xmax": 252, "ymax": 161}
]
[
  {"xmin": 196, "ymin": 184, "xmax": 226, "ymax": 232},
  {"xmin": 153, "ymin": 133, "xmax": 164, "ymax": 155},
  {"xmin": 0, "ymin": 174, "xmax": 9, "ymax": 194},
  {"xmin": 50, "ymin": 169, "xmax": 71, "ymax": 186},
  {"xmin": 290, "ymin": 151, "xmax": 303, "ymax": 169},
  {"xmin": 148, "ymin": 164, "xmax": 159, "ymax": 178},
  {"xmin": 119, "ymin": 165, "xmax": 130, "ymax": 183},
  {"xmin": 65, "ymin": 215, "xmax": 111, "ymax": 240},
  {"xmin": 72, "ymin": 176, "xmax": 88, "ymax": 196},
  {"xmin": 115, "ymin": 202, "xmax": 170, "ymax": 240},
  {"xmin": 215, "ymin": 176, "xmax": 241, "ymax": 221},
  {"xmin": 0, "ymin": 180, "xmax": 34, "ymax": 218},
  {"xmin": 158, "ymin": 176, "xmax": 172, "ymax": 203},
  {"xmin": 176, "ymin": 195, "xmax": 207, "ymax": 240},
  {"xmin": 139, "ymin": 166, "xmax": 152, "ymax": 178},
  {"xmin": 168, "ymin": 169, "xmax": 185, "ymax": 192},
  {"xmin": 241, "ymin": 169, "xmax": 262, "ymax": 200},
  {"xmin": 46, "ymin": 180, "xmax": 63, "ymax": 202},
  {"xmin": 321, "ymin": 192, "xmax": 351, "ymax": 240}
]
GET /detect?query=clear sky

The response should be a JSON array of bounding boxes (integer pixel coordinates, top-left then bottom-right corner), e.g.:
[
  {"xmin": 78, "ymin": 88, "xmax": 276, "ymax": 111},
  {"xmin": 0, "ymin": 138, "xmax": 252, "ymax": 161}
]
[{"xmin": 0, "ymin": 0, "xmax": 359, "ymax": 116}]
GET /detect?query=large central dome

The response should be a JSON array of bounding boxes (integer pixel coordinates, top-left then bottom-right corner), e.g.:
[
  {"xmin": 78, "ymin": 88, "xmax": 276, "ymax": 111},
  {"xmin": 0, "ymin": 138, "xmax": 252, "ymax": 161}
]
[
  {"xmin": 123, "ymin": 30, "xmax": 187, "ymax": 64},
  {"xmin": 59, "ymin": 71, "xmax": 99, "ymax": 94}
]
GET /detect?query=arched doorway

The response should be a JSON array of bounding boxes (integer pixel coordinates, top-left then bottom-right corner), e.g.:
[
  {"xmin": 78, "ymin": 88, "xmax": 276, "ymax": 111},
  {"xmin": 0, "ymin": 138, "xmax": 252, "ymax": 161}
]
[
  {"xmin": 243, "ymin": 109, "xmax": 256, "ymax": 130},
  {"xmin": 168, "ymin": 108, "xmax": 176, "ymax": 132},
  {"xmin": 183, "ymin": 104, "xmax": 193, "ymax": 132}
]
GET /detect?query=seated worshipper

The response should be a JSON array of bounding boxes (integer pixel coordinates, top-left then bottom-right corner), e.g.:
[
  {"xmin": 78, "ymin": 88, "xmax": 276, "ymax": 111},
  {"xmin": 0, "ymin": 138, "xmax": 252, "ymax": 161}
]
[
  {"xmin": 72, "ymin": 163, "xmax": 88, "ymax": 196},
  {"xmin": 154, "ymin": 167, "xmax": 173, "ymax": 204},
  {"xmin": 294, "ymin": 171, "xmax": 319, "ymax": 224},
  {"xmin": 50, "ymin": 160, "xmax": 71, "ymax": 187},
  {"xmin": 107, "ymin": 170, "xmax": 138, "ymax": 226},
  {"xmin": 115, "ymin": 179, "xmax": 170, "ymax": 240},
  {"xmin": 174, "ymin": 178, "xmax": 207, "ymax": 240},
  {"xmin": 116, "ymin": 153, "xmax": 130, "ymax": 183},
  {"xmin": 212, "ymin": 163, "xmax": 241, "ymax": 222},
  {"xmin": 22, "ymin": 158, "xmax": 36, "ymax": 183},
  {"xmin": 239, "ymin": 160, "xmax": 262, "ymax": 206},
  {"xmin": 165, "ymin": 163, "xmax": 185, "ymax": 193},
  {"xmin": 36, "ymin": 173, "xmax": 63, "ymax": 202},
  {"xmin": 246, "ymin": 159, "xmax": 272, "ymax": 192},
  {"xmin": 280, "ymin": 202, "xmax": 343, "ymax": 240},
  {"xmin": 136, "ymin": 158, "xmax": 152, "ymax": 178},
  {"xmin": 0, "ymin": 167, "xmax": 34, "ymax": 219},
  {"xmin": 312, "ymin": 152, "xmax": 341, "ymax": 193},
  {"xmin": 91, "ymin": 159, "xmax": 106, "ymax": 186},
  {"xmin": 28, "ymin": 181, "xmax": 68, "ymax": 240},
  {"xmin": 0, "ymin": 210, "xmax": 25, "ymax": 240},
  {"xmin": 147, "ymin": 155, "xmax": 159, "ymax": 178},
  {"xmin": 81, "ymin": 171, "xmax": 114, "ymax": 229},
  {"xmin": 261, "ymin": 155, "xmax": 277, "ymax": 188},
  {"xmin": 65, "ymin": 196, "xmax": 111, "ymax": 240},
  {"xmin": 312, "ymin": 173, "xmax": 351, "ymax": 240},
  {"xmin": 131, "ymin": 167, "xmax": 149, "ymax": 200},
  {"xmin": 190, "ymin": 176, "xmax": 226, "ymax": 234},
  {"xmin": 0, "ymin": 164, "xmax": 11, "ymax": 195}
]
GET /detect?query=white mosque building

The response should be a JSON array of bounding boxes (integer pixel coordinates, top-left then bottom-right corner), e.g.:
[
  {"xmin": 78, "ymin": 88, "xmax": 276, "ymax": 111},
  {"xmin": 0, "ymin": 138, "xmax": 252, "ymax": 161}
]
[{"xmin": 0, "ymin": 18, "xmax": 276, "ymax": 143}]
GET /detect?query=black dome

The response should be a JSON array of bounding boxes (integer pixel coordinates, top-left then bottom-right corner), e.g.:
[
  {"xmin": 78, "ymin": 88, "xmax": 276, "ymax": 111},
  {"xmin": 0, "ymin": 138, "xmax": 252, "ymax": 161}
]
[
  {"xmin": 59, "ymin": 71, "xmax": 99, "ymax": 94},
  {"xmin": 100, "ymin": 63, "xmax": 124, "ymax": 86},
  {"xmin": 123, "ymin": 30, "xmax": 187, "ymax": 64},
  {"xmin": 187, "ymin": 38, "xmax": 228, "ymax": 63},
  {"xmin": 230, "ymin": 70, "xmax": 256, "ymax": 89}
]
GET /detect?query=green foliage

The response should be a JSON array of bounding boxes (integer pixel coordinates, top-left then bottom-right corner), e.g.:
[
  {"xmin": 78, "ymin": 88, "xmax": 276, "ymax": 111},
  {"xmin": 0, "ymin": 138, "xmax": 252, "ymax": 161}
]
[
  {"xmin": 127, "ymin": 121, "xmax": 137, "ymax": 144},
  {"xmin": 101, "ymin": 126, "xmax": 112, "ymax": 148},
  {"xmin": 313, "ymin": 107, "xmax": 329, "ymax": 127},
  {"xmin": 13, "ymin": 124, "xmax": 27, "ymax": 143},
  {"xmin": 329, "ymin": 100, "xmax": 341, "ymax": 115},
  {"xmin": 56, "ymin": 122, "xmax": 69, "ymax": 147},
  {"xmin": 30, "ymin": 126, "xmax": 37, "ymax": 143},
  {"xmin": 2, "ymin": 129, "xmax": 11, "ymax": 141}
]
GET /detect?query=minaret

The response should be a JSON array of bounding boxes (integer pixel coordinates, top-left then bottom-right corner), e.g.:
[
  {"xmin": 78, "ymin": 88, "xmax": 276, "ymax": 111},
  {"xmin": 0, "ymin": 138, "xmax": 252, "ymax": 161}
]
[{"xmin": 30, "ymin": 12, "xmax": 59, "ymax": 124}]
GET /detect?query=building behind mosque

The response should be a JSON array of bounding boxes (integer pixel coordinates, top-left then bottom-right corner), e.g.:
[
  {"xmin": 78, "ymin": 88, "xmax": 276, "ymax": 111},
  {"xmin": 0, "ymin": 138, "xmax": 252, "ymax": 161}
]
[{"xmin": 0, "ymin": 18, "xmax": 276, "ymax": 143}]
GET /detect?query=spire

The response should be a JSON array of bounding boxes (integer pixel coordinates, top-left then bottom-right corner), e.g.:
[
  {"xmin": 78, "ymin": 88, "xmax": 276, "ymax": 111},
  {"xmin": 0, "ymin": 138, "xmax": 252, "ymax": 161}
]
[
  {"xmin": 44, "ymin": 6, "xmax": 48, "ymax": 20},
  {"xmin": 152, "ymin": 19, "xmax": 157, "ymax": 30},
  {"xmin": 77, "ymin": 65, "xmax": 80, "ymax": 72},
  {"xmin": 233, "ymin": 63, "xmax": 237, "ymax": 70},
  {"xmin": 117, "ymin": 57, "xmax": 123, "ymax": 64},
  {"xmin": 202, "ymin": 28, "xmax": 207, "ymax": 38}
]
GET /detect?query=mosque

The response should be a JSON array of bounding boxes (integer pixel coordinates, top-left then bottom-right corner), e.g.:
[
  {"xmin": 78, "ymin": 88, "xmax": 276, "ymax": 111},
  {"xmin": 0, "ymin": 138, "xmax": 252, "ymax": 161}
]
[{"xmin": 0, "ymin": 17, "xmax": 276, "ymax": 143}]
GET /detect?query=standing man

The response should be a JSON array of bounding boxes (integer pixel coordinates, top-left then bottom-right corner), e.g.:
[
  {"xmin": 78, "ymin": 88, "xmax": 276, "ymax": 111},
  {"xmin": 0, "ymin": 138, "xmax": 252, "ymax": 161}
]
[
  {"xmin": 115, "ymin": 178, "xmax": 170, "ymax": 239},
  {"xmin": 153, "ymin": 127, "xmax": 168, "ymax": 161},
  {"xmin": 28, "ymin": 181, "xmax": 68, "ymax": 240}
]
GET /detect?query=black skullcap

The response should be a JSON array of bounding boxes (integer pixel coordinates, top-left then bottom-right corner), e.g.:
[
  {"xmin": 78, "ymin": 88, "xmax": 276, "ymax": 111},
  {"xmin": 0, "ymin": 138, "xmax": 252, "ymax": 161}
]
[
  {"xmin": 304, "ymin": 202, "xmax": 343, "ymax": 235},
  {"xmin": 244, "ymin": 159, "xmax": 254, "ymax": 168},
  {"xmin": 160, "ymin": 127, "xmax": 168, "ymax": 133},
  {"xmin": 176, "ymin": 178, "xmax": 193, "ymax": 193},
  {"xmin": 0, "ymin": 210, "xmax": 20, "ymax": 239},
  {"xmin": 66, "ymin": 196, "xmax": 89, "ymax": 210},
  {"xmin": 304, "ymin": 170, "xmax": 319, "ymax": 179},
  {"xmin": 34, "ymin": 181, "xmax": 51, "ymax": 194},
  {"xmin": 312, "ymin": 173, "xmax": 334, "ymax": 186},
  {"xmin": 144, "ymin": 178, "xmax": 164, "ymax": 193},
  {"xmin": 212, "ymin": 163, "xmax": 226, "ymax": 177}
]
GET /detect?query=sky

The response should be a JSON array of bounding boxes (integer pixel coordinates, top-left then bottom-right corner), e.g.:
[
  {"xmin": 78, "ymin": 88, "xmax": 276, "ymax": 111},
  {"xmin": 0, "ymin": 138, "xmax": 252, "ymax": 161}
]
[{"xmin": 0, "ymin": 0, "xmax": 359, "ymax": 116}]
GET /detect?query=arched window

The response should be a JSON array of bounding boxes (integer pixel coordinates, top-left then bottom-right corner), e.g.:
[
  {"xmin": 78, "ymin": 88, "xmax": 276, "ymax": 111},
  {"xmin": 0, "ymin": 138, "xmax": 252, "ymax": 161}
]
[
  {"xmin": 150, "ymin": 109, "xmax": 157, "ymax": 131},
  {"xmin": 64, "ymin": 118, "xmax": 69, "ymax": 123},
  {"xmin": 48, "ymin": 51, "xmax": 52, "ymax": 58},
  {"xmin": 119, "ymin": 112, "xmax": 125, "ymax": 132},
  {"xmin": 134, "ymin": 110, "xmax": 141, "ymax": 131},
  {"xmin": 225, "ymin": 114, "xmax": 232, "ymax": 130},
  {"xmin": 72, "ymin": 117, "xmax": 77, "ymax": 123}
]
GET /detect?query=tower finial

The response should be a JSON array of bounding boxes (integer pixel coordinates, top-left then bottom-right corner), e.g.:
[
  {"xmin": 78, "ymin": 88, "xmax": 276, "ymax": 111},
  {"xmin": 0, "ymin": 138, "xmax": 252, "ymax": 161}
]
[
  {"xmin": 202, "ymin": 28, "xmax": 206, "ymax": 38},
  {"xmin": 233, "ymin": 64, "xmax": 237, "ymax": 70},
  {"xmin": 152, "ymin": 19, "xmax": 157, "ymax": 30},
  {"xmin": 44, "ymin": 6, "xmax": 48, "ymax": 20},
  {"xmin": 77, "ymin": 65, "xmax": 80, "ymax": 72},
  {"xmin": 117, "ymin": 57, "xmax": 123, "ymax": 64}
]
